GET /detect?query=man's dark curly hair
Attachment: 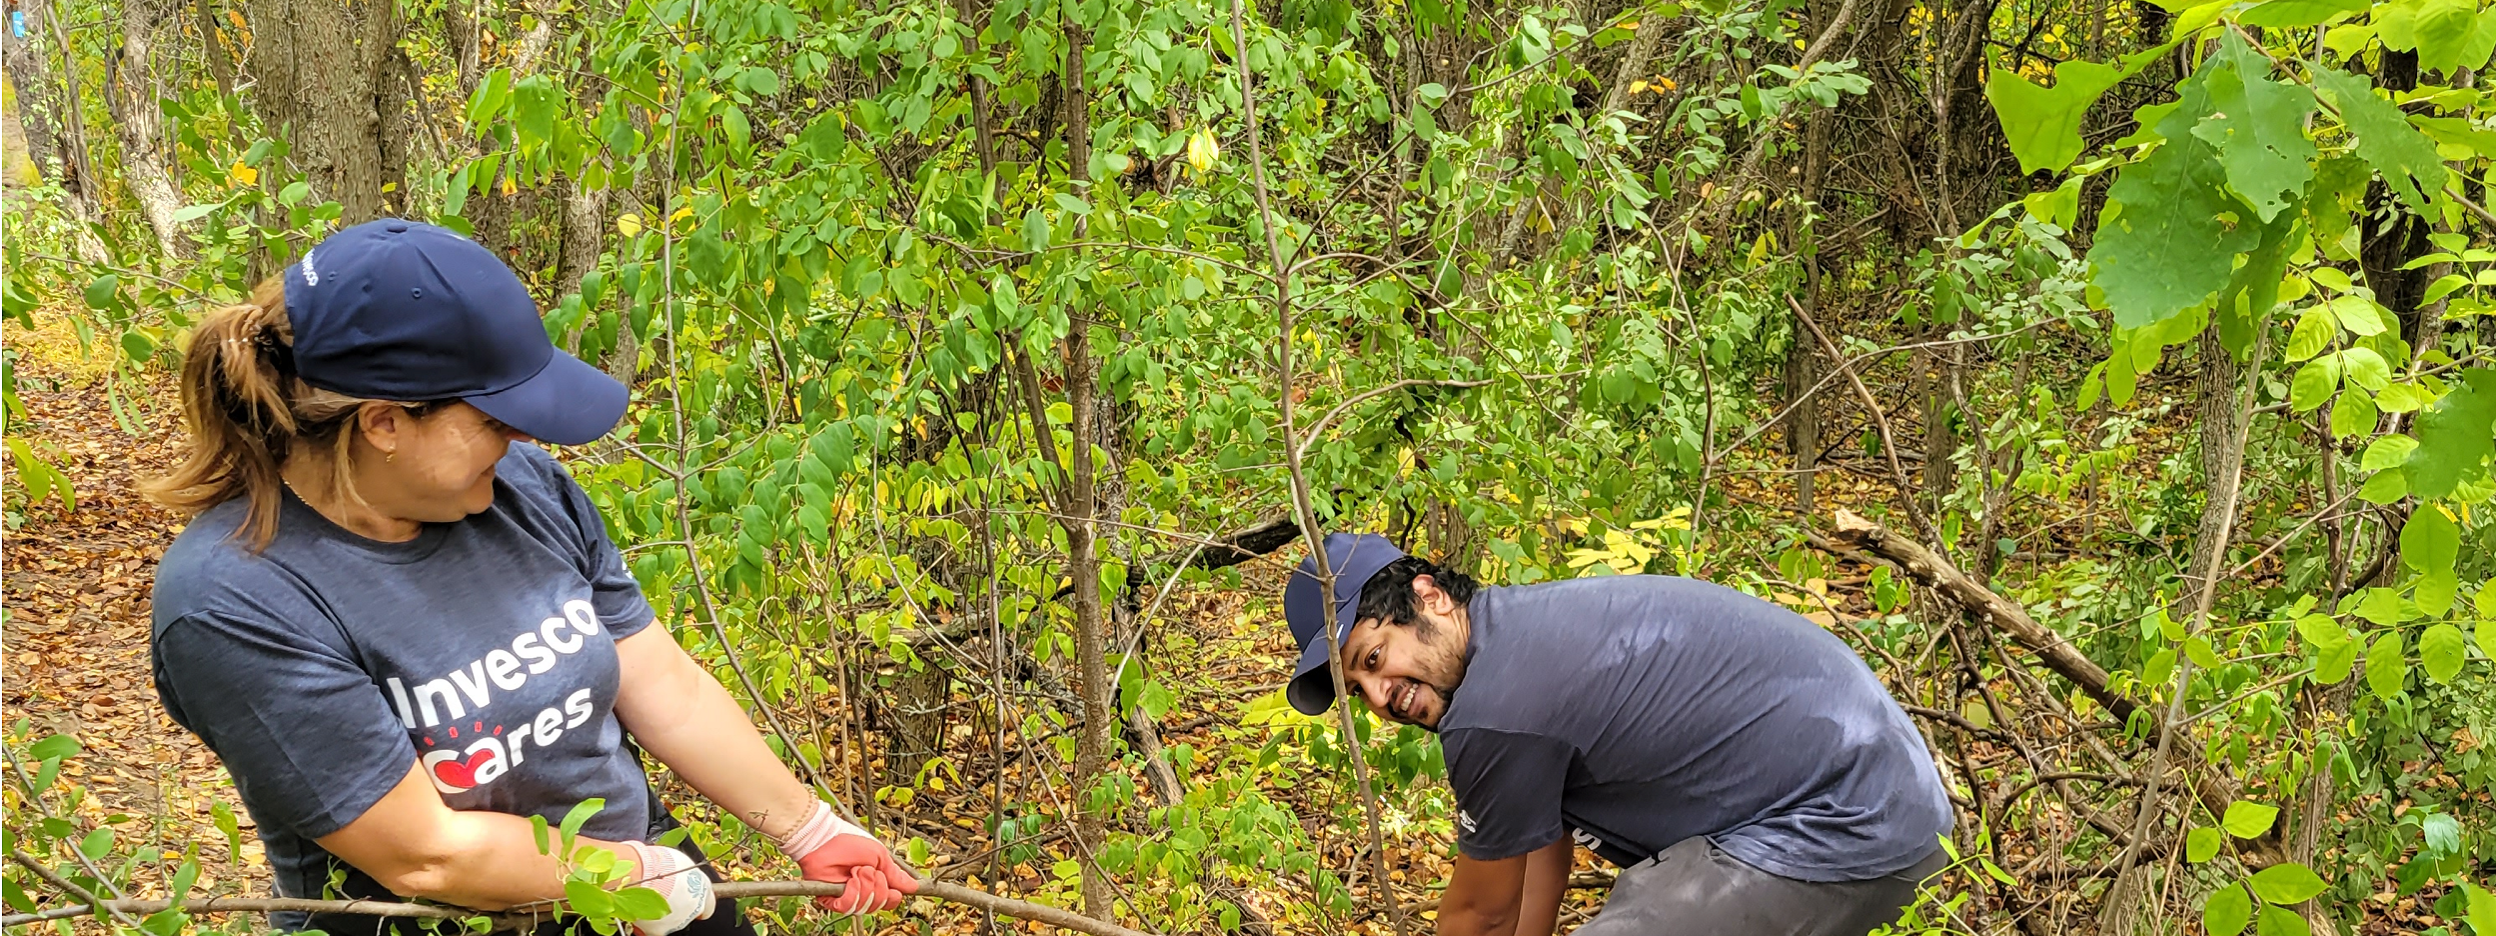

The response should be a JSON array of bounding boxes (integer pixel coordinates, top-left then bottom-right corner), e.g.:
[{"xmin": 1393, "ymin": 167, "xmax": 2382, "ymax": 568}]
[{"xmin": 1356, "ymin": 555, "xmax": 1481, "ymax": 628}]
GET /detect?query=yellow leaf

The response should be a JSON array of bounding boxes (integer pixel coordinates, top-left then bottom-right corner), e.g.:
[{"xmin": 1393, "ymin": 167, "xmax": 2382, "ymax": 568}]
[
  {"xmin": 500, "ymin": 173, "xmax": 517, "ymax": 196},
  {"xmin": 228, "ymin": 160, "xmax": 257, "ymax": 186},
  {"xmin": 669, "ymin": 205, "xmax": 695, "ymax": 224},
  {"xmin": 1185, "ymin": 128, "xmax": 1221, "ymax": 175},
  {"xmin": 616, "ymin": 213, "xmax": 643, "ymax": 236},
  {"xmin": 1629, "ymin": 79, "xmax": 1650, "ymax": 94}
]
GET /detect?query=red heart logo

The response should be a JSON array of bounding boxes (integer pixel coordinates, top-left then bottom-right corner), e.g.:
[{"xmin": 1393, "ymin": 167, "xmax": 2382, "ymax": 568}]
[{"xmin": 432, "ymin": 749, "xmax": 497, "ymax": 790}]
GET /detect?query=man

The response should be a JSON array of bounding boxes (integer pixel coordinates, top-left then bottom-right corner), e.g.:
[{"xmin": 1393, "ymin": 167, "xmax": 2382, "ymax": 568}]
[{"xmin": 1281, "ymin": 533, "xmax": 1952, "ymax": 936}]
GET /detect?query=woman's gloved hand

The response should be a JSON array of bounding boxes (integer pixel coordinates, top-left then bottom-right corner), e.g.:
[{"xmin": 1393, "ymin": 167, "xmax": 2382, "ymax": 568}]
[
  {"xmin": 776, "ymin": 801, "xmax": 918, "ymax": 914},
  {"xmin": 614, "ymin": 840, "xmax": 716, "ymax": 936}
]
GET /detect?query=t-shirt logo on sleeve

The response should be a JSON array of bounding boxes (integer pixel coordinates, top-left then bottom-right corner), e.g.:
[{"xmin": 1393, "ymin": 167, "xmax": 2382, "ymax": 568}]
[
  {"xmin": 385, "ymin": 599, "xmax": 606, "ymax": 796},
  {"xmin": 1459, "ymin": 811, "xmax": 1478, "ymax": 835}
]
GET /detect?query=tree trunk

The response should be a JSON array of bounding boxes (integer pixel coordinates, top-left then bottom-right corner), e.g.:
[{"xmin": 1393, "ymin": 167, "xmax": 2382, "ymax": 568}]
[
  {"xmin": 2, "ymin": 11, "xmax": 65, "ymax": 183},
  {"xmin": 1058, "ymin": 18, "xmax": 1115, "ymax": 922},
  {"xmin": 109, "ymin": 0, "xmax": 190, "ymax": 257},
  {"xmin": 1789, "ymin": 101, "xmax": 1832, "ymax": 513},
  {"xmin": 243, "ymin": 0, "xmax": 405, "ymax": 224},
  {"xmin": 2183, "ymin": 327, "xmax": 2248, "ymax": 612}
]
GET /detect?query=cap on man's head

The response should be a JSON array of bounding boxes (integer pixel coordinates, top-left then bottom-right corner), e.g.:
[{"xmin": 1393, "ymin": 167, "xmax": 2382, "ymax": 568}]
[
  {"xmin": 282, "ymin": 218, "xmax": 628, "ymax": 445},
  {"xmin": 1282, "ymin": 532, "xmax": 1409, "ymax": 715}
]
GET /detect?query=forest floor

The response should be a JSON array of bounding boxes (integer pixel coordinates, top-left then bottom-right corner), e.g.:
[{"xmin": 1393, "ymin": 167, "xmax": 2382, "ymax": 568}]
[{"xmin": 0, "ymin": 319, "xmax": 2455, "ymax": 935}]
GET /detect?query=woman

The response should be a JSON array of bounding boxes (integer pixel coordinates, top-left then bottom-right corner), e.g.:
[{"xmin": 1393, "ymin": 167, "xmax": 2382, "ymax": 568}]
[{"xmin": 145, "ymin": 219, "xmax": 912, "ymax": 935}]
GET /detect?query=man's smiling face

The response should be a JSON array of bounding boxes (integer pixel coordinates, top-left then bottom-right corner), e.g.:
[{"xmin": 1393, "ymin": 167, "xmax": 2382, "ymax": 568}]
[{"xmin": 1341, "ymin": 574, "xmax": 1470, "ymax": 729}]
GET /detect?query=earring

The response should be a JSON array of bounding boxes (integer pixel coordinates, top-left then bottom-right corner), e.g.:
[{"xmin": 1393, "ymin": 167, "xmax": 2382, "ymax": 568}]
[{"xmin": 385, "ymin": 450, "xmax": 396, "ymax": 463}]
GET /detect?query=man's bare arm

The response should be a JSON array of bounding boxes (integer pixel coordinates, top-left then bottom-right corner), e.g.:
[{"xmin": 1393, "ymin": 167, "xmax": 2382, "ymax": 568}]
[
  {"xmin": 1439, "ymin": 852, "xmax": 1529, "ymax": 936},
  {"xmin": 1514, "ymin": 837, "xmax": 1572, "ymax": 936}
]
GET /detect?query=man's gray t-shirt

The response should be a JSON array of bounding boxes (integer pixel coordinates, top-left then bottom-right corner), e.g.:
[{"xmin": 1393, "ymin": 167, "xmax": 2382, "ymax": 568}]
[
  {"xmin": 150, "ymin": 444, "xmax": 656, "ymax": 922},
  {"xmin": 1438, "ymin": 575, "xmax": 1950, "ymax": 882}
]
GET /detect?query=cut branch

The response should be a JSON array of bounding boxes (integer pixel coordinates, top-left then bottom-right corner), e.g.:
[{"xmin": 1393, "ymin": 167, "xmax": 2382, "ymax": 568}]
[
  {"xmin": 0, "ymin": 881, "xmax": 1162, "ymax": 936},
  {"xmin": 1829, "ymin": 508, "xmax": 2138, "ymax": 725}
]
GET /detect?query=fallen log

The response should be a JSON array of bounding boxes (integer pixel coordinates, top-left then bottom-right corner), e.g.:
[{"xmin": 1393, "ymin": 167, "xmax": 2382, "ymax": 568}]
[
  {"xmin": 0, "ymin": 881, "xmax": 1159, "ymax": 936},
  {"xmin": 1828, "ymin": 508, "xmax": 2139, "ymax": 725}
]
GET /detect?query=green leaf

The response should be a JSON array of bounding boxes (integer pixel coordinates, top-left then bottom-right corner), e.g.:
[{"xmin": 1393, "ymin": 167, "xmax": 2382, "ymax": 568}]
[
  {"xmin": 2329, "ymin": 389, "xmax": 2377, "ymax": 439},
  {"xmin": 2420, "ymin": 623, "xmax": 2466, "ymax": 683},
  {"xmin": 79, "ymin": 827, "xmax": 113, "ymax": 859},
  {"xmin": 2327, "ymin": 296, "xmax": 2388, "ymax": 337},
  {"xmin": 611, "ymin": 886, "xmax": 670, "ymax": 921},
  {"xmin": 2282, "ymin": 307, "xmax": 2335, "ymax": 362},
  {"xmin": 2188, "ymin": 826, "xmax": 2224, "ymax": 863},
  {"xmin": 2313, "ymin": 65, "xmax": 2448, "ymax": 213},
  {"xmin": 2465, "ymin": 882, "xmax": 2496, "ymax": 936},
  {"xmin": 559, "ymin": 798, "xmax": 606, "ymax": 840},
  {"xmin": 2190, "ymin": 33, "xmax": 2316, "ymax": 222},
  {"xmin": 2339, "ymin": 347, "xmax": 2391, "ymax": 390},
  {"xmin": 2185, "ymin": 635, "xmax": 2221, "ymax": 668},
  {"xmin": 29, "ymin": 734, "xmax": 80, "ymax": 761},
  {"xmin": 2290, "ymin": 356, "xmax": 2339, "ymax": 412},
  {"xmin": 2248, "ymin": 863, "xmax": 2330, "ymax": 904},
  {"xmin": 2204, "ymin": 883, "xmax": 2255, "ymax": 936},
  {"xmin": 2358, "ymin": 467, "xmax": 2409, "ymax": 504},
  {"xmin": 2223, "ymin": 801, "xmax": 2280, "ymax": 838},
  {"xmin": 2404, "ymin": 368, "xmax": 2496, "ymax": 499},
  {"xmin": 2357, "ymin": 587, "xmax": 2410, "ymax": 625},
  {"xmin": 2298, "ymin": 613, "xmax": 2356, "ymax": 682},
  {"xmin": 513, "ymin": 75, "xmax": 559, "ymax": 149},
  {"xmin": 2257, "ymin": 904, "xmax": 2313, "ymax": 936},
  {"xmin": 2365, "ymin": 630, "xmax": 2406, "ymax": 699},
  {"xmin": 465, "ymin": 68, "xmax": 513, "ymax": 130},
  {"xmin": 720, "ymin": 106, "xmax": 752, "ymax": 155},
  {"xmin": 2360, "ymin": 435, "xmax": 2418, "ymax": 472},
  {"xmin": 799, "ymin": 113, "xmax": 847, "ymax": 162},
  {"xmin": 2414, "ymin": 0, "xmax": 2482, "ymax": 74},
  {"xmin": 1986, "ymin": 60, "xmax": 2126, "ymax": 175},
  {"xmin": 2237, "ymin": 0, "xmax": 2366, "ymax": 27},
  {"xmin": 2090, "ymin": 61, "xmax": 2260, "ymax": 328},
  {"xmin": 2401, "ymin": 506, "xmax": 2460, "ymax": 578},
  {"xmin": 82, "ymin": 274, "xmax": 119, "ymax": 310},
  {"xmin": 563, "ymin": 879, "xmax": 615, "ymax": 918}
]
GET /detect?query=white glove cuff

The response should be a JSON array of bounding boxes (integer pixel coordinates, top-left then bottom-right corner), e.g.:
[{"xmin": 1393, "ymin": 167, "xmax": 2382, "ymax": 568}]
[
  {"xmin": 776, "ymin": 800, "xmax": 872, "ymax": 859},
  {"xmin": 617, "ymin": 840, "xmax": 713, "ymax": 935}
]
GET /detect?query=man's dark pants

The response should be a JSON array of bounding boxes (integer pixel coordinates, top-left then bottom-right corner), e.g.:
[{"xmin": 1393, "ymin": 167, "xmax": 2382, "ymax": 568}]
[{"xmin": 1571, "ymin": 836, "xmax": 1948, "ymax": 936}]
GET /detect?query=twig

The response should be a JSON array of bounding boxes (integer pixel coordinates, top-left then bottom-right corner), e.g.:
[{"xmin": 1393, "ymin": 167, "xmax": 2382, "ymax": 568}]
[
  {"xmin": 6, "ymin": 848, "xmax": 147, "ymax": 930},
  {"xmin": 4, "ymin": 757, "xmax": 145, "ymax": 929},
  {"xmin": 1228, "ymin": 0, "xmax": 1406, "ymax": 931},
  {"xmin": 1788, "ymin": 295, "xmax": 1943, "ymax": 548}
]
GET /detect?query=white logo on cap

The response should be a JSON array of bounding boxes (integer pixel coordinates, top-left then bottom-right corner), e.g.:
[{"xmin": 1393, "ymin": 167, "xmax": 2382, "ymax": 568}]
[{"xmin": 299, "ymin": 248, "xmax": 318, "ymax": 286}]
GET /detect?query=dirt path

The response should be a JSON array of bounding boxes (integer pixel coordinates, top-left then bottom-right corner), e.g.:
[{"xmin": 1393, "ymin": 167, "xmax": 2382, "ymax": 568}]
[{"xmin": 2, "ymin": 358, "xmax": 273, "ymax": 898}]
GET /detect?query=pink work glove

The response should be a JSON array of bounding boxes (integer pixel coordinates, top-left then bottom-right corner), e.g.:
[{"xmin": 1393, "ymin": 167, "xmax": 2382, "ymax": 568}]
[{"xmin": 777, "ymin": 801, "xmax": 917, "ymax": 915}]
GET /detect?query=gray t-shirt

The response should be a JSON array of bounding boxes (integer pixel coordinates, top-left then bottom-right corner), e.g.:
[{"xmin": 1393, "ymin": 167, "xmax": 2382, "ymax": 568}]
[
  {"xmin": 150, "ymin": 444, "xmax": 656, "ymax": 921},
  {"xmin": 1438, "ymin": 575, "xmax": 1951, "ymax": 882}
]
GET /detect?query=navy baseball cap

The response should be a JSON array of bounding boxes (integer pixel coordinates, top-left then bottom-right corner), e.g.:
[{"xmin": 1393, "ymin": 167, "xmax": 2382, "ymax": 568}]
[
  {"xmin": 1283, "ymin": 532, "xmax": 1410, "ymax": 715},
  {"xmin": 282, "ymin": 219, "xmax": 628, "ymax": 446}
]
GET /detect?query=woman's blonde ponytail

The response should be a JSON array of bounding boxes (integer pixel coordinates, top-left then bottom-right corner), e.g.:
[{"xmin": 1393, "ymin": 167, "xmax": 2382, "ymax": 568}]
[{"xmin": 143, "ymin": 277, "xmax": 376, "ymax": 550}]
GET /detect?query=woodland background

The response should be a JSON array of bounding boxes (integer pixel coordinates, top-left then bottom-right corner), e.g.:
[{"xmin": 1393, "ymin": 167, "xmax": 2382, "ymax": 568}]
[{"xmin": 1, "ymin": 0, "xmax": 2494, "ymax": 932}]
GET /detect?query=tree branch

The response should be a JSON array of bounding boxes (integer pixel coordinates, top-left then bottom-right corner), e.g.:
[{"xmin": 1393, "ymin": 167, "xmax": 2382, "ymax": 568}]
[
  {"xmin": 0, "ymin": 881, "xmax": 1163, "ymax": 936},
  {"xmin": 1830, "ymin": 508, "xmax": 2138, "ymax": 725}
]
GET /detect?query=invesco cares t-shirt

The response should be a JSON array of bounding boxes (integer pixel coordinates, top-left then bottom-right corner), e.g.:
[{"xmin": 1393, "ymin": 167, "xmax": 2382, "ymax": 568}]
[
  {"xmin": 150, "ymin": 444, "xmax": 656, "ymax": 925},
  {"xmin": 1437, "ymin": 575, "xmax": 1952, "ymax": 882}
]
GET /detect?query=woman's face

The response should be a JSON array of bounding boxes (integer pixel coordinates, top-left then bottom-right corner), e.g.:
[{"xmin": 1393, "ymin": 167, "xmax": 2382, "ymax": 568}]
[{"xmin": 364, "ymin": 402, "xmax": 534, "ymax": 522}]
